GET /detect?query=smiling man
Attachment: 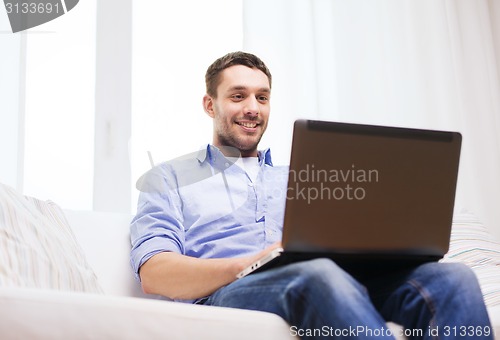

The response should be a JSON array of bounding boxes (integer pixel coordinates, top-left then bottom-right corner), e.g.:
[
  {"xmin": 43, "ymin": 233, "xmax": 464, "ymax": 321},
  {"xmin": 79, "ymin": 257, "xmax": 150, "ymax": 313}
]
[
  {"xmin": 130, "ymin": 51, "xmax": 492, "ymax": 339},
  {"xmin": 131, "ymin": 52, "xmax": 282, "ymax": 301}
]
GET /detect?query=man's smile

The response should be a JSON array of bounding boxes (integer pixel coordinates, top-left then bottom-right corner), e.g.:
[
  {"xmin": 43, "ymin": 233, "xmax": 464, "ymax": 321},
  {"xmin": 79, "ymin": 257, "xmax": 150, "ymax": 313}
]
[{"xmin": 236, "ymin": 120, "xmax": 259, "ymax": 130}]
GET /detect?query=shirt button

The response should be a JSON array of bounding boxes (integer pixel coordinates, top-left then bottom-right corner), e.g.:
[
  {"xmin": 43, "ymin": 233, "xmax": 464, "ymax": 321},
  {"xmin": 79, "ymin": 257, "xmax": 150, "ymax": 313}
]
[{"xmin": 248, "ymin": 183, "xmax": 254, "ymax": 187}]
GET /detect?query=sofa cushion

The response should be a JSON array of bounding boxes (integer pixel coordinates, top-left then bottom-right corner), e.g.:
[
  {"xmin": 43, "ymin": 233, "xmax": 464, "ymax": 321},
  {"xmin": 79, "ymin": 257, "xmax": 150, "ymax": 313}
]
[
  {"xmin": 0, "ymin": 183, "xmax": 102, "ymax": 293},
  {"xmin": 442, "ymin": 212, "xmax": 500, "ymax": 307}
]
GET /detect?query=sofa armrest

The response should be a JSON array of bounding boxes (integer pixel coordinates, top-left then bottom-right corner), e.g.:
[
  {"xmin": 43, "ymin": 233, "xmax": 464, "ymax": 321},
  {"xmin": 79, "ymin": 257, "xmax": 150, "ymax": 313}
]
[{"xmin": 0, "ymin": 287, "xmax": 296, "ymax": 339}]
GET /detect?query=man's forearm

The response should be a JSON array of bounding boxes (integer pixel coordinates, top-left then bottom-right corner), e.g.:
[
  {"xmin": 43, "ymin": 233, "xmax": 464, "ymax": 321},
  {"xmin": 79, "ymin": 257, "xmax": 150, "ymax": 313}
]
[
  {"xmin": 139, "ymin": 243, "xmax": 281, "ymax": 300},
  {"xmin": 139, "ymin": 251, "xmax": 250, "ymax": 300}
]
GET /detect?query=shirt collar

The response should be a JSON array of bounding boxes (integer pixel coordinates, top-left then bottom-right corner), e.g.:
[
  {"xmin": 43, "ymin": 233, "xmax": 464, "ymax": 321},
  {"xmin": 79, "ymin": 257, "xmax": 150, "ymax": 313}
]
[
  {"xmin": 259, "ymin": 148, "xmax": 273, "ymax": 166},
  {"xmin": 196, "ymin": 144, "xmax": 274, "ymax": 167}
]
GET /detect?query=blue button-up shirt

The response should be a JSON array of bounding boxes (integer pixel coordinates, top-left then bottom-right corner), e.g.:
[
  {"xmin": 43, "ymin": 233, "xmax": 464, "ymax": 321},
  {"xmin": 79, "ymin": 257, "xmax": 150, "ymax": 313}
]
[{"xmin": 130, "ymin": 145, "xmax": 288, "ymax": 285}]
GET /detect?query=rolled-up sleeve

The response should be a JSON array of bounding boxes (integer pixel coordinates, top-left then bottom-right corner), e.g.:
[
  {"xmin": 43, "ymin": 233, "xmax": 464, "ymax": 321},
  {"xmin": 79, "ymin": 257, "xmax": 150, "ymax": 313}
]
[{"xmin": 130, "ymin": 164, "xmax": 185, "ymax": 280}]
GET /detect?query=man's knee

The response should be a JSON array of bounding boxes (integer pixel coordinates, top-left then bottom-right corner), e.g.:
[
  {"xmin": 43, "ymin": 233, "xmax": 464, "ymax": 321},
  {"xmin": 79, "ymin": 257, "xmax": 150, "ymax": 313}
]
[
  {"xmin": 281, "ymin": 258, "xmax": 367, "ymax": 297},
  {"xmin": 414, "ymin": 262, "xmax": 481, "ymax": 297},
  {"xmin": 283, "ymin": 258, "xmax": 344, "ymax": 283},
  {"xmin": 425, "ymin": 262, "xmax": 477, "ymax": 282}
]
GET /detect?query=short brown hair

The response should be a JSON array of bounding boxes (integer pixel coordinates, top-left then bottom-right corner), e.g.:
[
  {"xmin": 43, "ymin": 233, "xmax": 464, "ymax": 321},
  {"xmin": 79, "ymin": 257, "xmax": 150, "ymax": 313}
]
[{"xmin": 205, "ymin": 51, "xmax": 272, "ymax": 98}]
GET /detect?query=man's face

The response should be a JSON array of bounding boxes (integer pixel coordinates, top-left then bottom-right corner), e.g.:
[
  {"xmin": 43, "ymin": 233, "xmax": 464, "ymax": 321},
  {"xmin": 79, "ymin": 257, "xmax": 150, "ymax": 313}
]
[{"xmin": 203, "ymin": 65, "xmax": 271, "ymax": 157}]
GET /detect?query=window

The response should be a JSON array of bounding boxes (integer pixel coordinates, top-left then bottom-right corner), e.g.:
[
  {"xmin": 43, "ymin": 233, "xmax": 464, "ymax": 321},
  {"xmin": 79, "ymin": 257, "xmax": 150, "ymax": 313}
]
[
  {"xmin": 3, "ymin": 0, "xmax": 243, "ymax": 213},
  {"xmin": 22, "ymin": 1, "xmax": 97, "ymax": 210},
  {"xmin": 0, "ymin": 10, "xmax": 24, "ymax": 189}
]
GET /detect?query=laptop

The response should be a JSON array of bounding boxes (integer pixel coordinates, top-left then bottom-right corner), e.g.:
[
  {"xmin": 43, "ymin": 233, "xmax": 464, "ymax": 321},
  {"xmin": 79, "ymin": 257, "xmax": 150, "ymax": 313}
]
[{"xmin": 237, "ymin": 119, "xmax": 462, "ymax": 279}]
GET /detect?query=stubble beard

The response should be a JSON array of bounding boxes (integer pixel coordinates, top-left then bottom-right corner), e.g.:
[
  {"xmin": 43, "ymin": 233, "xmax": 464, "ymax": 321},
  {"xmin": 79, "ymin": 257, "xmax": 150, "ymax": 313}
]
[{"xmin": 215, "ymin": 123, "xmax": 264, "ymax": 155}]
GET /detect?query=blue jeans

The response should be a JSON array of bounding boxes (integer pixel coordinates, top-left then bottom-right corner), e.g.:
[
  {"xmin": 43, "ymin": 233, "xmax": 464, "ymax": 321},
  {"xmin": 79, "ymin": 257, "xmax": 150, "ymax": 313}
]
[{"xmin": 204, "ymin": 259, "xmax": 492, "ymax": 339}]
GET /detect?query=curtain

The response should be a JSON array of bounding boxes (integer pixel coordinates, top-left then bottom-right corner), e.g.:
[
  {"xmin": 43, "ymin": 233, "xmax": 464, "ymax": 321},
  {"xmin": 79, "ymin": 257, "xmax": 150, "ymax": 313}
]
[{"xmin": 243, "ymin": 0, "xmax": 500, "ymax": 239}]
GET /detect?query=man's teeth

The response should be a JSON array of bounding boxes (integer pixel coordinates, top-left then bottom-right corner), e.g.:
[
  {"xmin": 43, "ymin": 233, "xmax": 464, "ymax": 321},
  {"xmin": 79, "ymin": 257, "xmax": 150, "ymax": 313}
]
[{"xmin": 238, "ymin": 122, "xmax": 257, "ymax": 128}]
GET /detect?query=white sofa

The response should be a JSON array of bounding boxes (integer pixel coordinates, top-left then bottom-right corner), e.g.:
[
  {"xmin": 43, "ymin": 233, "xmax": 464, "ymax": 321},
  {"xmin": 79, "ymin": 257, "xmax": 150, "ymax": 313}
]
[
  {"xmin": 1, "ymin": 201, "xmax": 500, "ymax": 338},
  {"xmin": 0, "ymin": 209, "xmax": 297, "ymax": 339}
]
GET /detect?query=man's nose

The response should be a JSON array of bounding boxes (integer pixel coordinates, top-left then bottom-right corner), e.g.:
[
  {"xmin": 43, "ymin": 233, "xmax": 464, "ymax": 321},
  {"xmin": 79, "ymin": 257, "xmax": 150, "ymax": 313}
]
[{"xmin": 244, "ymin": 96, "xmax": 260, "ymax": 116}]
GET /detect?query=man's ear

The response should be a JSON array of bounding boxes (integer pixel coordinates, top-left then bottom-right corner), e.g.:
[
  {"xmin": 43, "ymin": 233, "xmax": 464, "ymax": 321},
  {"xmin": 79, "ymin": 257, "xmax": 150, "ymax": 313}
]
[{"xmin": 203, "ymin": 95, "xmax": 215, "ymax": 118}]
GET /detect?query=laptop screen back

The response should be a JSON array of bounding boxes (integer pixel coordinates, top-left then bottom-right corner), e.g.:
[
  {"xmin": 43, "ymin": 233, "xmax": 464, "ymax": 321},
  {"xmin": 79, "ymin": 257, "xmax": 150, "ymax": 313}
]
[{"xmin": 282, "ymin": 119, "xmax": 462, "ymax": 259}]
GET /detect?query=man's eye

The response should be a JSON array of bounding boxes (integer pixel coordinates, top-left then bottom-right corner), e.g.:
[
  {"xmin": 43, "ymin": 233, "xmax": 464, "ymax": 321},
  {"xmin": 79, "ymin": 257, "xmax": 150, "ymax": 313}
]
[
  {"xmin": 231, "ymin": 94, "xmax": 244, "ymax": 100},
  {"xmin": 258, "ymin": 96, "xmax": 269, "ymax": 102}
]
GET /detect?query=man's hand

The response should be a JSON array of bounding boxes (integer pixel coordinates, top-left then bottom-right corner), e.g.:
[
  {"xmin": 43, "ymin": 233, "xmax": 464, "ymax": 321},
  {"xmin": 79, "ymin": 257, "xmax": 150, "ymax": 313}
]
[{"xmin": 139, "ymin": 242, "xmax": 282, "ymax": 300}]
